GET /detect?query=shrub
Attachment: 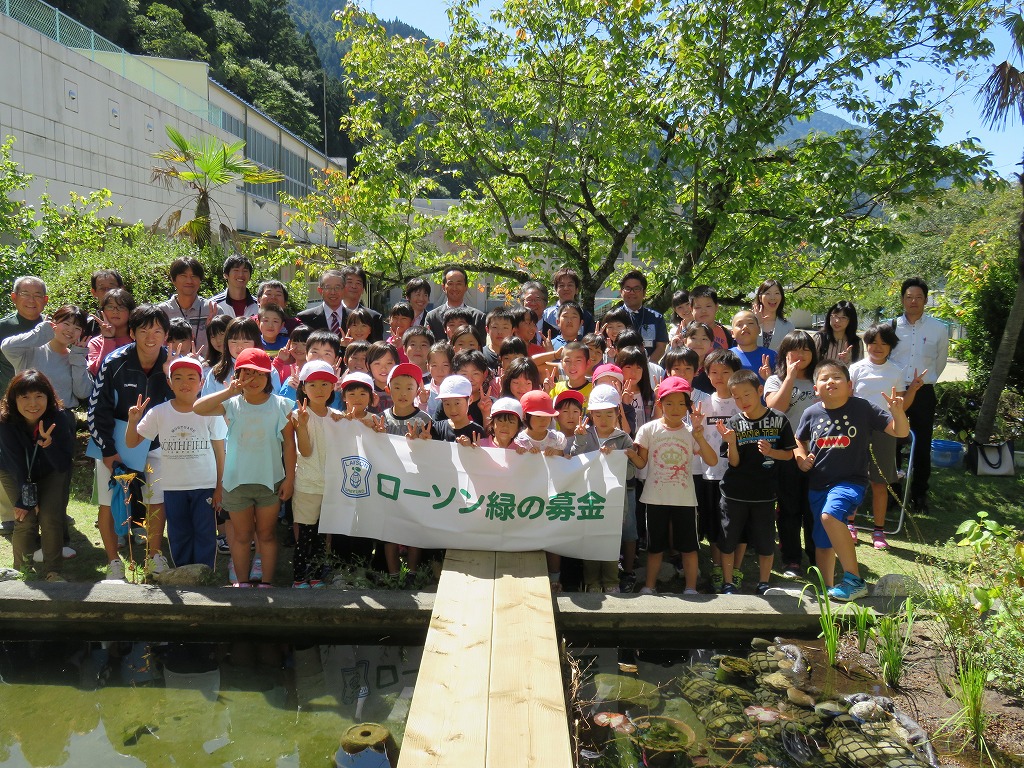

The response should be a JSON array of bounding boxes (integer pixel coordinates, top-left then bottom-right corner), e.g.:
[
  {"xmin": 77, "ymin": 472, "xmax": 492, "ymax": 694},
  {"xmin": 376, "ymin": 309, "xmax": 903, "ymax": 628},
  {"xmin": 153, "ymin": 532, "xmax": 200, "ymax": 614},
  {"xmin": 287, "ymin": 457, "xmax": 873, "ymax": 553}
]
[{"xmin": 935, "ymin": 381, "xmax": 1024, "ymax": 442}]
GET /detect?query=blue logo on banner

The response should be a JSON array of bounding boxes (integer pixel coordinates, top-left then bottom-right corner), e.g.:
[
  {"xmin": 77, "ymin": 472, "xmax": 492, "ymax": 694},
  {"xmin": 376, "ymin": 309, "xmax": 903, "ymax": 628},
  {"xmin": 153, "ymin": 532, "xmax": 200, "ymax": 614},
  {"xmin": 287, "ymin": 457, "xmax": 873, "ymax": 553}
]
[{"xmin": 341, "ymin": 456, "xmax": 372, "ymax": 498}]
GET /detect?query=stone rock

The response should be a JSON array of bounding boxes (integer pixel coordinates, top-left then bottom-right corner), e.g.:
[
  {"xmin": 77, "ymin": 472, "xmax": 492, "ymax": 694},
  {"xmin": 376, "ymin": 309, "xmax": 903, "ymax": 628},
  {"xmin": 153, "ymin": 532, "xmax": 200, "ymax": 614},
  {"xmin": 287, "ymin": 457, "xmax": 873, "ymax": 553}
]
[
  {"xmin": 0, "ymin": 567, "xmax": 21, "ymax": 582},
  {"xmin": 763, "ymin": 586, "xmax": 804, "ymax": 597},
  {"xmin": 153, "ymin": 563, "xmax": 214, "ymax": 587},
  {"xmin": 760, "ymin": 672, "xmax": 792, "ymax": 692},
  {"xmin": 814, "ymin": 701, "xmax": 846, "ymax": 718},
  {"xmin": 849, "ymin": 699, "xmax": 888, "ymax": 722},
  {"xmin": 750, "ymin": 637, "xmax": 774, "ymax": 650},
  {"xmin": 787, "ymin": 686, "xmax": 815, "ymax": 708},
  {"xmin": 871, "ymin": 574, "xmax": 923, "ymax": 598}
]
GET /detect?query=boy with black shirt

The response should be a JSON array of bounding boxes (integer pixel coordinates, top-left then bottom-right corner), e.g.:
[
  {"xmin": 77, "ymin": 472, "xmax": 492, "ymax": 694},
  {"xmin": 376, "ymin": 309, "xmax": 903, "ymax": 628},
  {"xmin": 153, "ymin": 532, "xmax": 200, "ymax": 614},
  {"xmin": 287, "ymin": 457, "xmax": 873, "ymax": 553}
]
[
  {"xmin": 716, "ymin": 369, "xmax": 795, "ymax": 595},
  {"xmin": 431, "ymin": 375, "xmax": 485, "ymax": 443}
]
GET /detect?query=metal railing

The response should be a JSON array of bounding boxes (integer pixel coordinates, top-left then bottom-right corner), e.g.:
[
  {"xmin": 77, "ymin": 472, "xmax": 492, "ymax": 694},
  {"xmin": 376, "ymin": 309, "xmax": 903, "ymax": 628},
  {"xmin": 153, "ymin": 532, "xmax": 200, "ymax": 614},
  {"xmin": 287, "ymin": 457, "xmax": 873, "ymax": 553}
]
[{"xmin": 2, "ymin": 0, "xmax": 221, "ymax": 125}]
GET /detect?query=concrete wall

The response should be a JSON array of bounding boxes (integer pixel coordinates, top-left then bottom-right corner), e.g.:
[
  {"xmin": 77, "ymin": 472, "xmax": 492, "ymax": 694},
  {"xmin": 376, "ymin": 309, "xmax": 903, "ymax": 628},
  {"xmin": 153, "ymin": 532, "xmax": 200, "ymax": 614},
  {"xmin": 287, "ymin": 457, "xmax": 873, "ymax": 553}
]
[{"xmin": 0, "ymin": 11, "xmax": 339, "ymax": 243}]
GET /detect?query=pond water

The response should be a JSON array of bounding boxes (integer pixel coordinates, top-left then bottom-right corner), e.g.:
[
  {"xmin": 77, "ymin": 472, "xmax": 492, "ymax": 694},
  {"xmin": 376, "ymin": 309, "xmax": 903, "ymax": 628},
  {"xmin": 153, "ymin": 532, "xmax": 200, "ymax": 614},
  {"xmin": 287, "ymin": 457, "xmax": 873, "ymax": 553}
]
[
  {"xmin": 568, "ymin": 641, "xmax": 937, "ymax": 768},
  {"xmin": 0, "ymin": 640, "xmax": 421, "ymax": 767}
]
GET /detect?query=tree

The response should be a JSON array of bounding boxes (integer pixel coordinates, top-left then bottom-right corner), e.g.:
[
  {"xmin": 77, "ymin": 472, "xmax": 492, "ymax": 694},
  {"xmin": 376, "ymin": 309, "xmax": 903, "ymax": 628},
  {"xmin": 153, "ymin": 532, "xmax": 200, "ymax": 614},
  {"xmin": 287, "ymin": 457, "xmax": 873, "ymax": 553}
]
[
  {"xmin": 972, "ymin": 11, "xmax": 1024, "ymax": 442},
  {"xmin": 339, "ymin": 0, "xmax": 999, "ymax": 313},
  {"xmin": 150, "ymin": 125, "xmax": 284, "ymax": 247}
]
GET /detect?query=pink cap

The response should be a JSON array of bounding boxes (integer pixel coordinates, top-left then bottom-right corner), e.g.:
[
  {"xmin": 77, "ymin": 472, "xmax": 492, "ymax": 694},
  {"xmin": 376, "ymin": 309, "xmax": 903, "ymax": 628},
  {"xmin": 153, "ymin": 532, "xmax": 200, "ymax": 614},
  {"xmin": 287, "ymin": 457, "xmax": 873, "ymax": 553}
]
[{"xmin": 592, "ymin": 363, "xmax": 624, "ymax": 385}]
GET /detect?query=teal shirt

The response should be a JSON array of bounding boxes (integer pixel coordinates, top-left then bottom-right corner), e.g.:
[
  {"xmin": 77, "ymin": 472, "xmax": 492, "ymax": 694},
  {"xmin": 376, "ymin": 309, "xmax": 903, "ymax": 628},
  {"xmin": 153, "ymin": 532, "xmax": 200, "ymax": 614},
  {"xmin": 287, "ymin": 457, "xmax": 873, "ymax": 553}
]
[{"xmin": 222, "ymin": 394, "xmax": 292, "ymax": 491}]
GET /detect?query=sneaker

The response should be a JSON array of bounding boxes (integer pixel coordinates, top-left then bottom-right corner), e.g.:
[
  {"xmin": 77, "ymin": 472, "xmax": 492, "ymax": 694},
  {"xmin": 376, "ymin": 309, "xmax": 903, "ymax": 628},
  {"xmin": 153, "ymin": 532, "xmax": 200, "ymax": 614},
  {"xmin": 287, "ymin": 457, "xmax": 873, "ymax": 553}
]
[
  {"xmin": 292, "ymin": 580, "xmax": 311, "ymax": 589},
  {"xmin": 309, "ymin": 579, "xmax": 326, "ymax": 589},
  {"xmin": 217, "ymin": 535, "xmax": 230, "ymax": 554},
  {"xmin": 756, "ymin": 582, "xmax": 770, "ymax": 596},
  {"xmin": 149, "ymin": 553, "xmax": 170, "ymax": 575},
  {"xmin": 733, "ymin": 570, "xmax": 744, "ymax": 589},
  {"xmin": 721, "ymin": 582, "xmax": 738, "ymax": 595},
  {"xmin": 604, "ymin": 585, "xmax": 621, "ymax": 594},
  {"xmin": 711, "ymin": 564, "xmax": 724, "ymax": 592},
  {"xmin": 31, "ymin": 548, "xmax": 73, "ymax": 563},
  {"xmin": 828, "ymin": 573, "xmax": 869, "ymax": 602},
  {"xmin": 782, "ymin": 563, "xmax": 802, "ymax": 578},
  {"xmin": 230, "ymin": 581, "xmax": 253, "ymax": 588},
  {"xmin": 872, "ymin": 531, "xmax": 889, "ymax": 550},
  {"xmin": 106, "ymin": 559, "xmax": 126, "ymax": 581},
  {"xmin": 256, "ymin": 582, "xmax": 273, "ymax": 589},
  {"xmin": 683, "ymin": 588, "xmax": 699, "ymax": 595},
  {"xmin": 639, "ymin": 586, "xmax": 657, "ymax": 595},
  {"xmin": 620, "ymin": 571, "xmax": 637, "ymax": 592},
  {"xmin": 249, "ymin": 555, "xmax": 263, "ymax": 581},
  {"xmin": 848, "ymin": 523, "xmax": 859, "ymax": 543},
  {"xmin": 45, "ymin": 571, "xmax": 66, "ymax": 582}
]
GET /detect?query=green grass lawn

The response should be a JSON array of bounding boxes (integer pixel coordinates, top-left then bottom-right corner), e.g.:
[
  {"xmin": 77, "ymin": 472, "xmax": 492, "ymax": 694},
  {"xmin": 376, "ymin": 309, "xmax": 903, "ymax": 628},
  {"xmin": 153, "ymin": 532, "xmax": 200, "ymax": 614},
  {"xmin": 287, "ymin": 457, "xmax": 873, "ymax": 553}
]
[{"xmin": 3, "ymin": 440, "xmax": 1023, "ymax": 588}]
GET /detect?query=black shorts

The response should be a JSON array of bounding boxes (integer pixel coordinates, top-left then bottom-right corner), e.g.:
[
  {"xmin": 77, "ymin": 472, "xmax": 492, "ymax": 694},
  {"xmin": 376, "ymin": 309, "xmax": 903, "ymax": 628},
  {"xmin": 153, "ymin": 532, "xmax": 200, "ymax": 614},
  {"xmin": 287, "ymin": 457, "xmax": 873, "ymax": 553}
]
[
  {"xmin": 695, "ymin": 475, "xmax": 722, "ymax": 544},
  {"xmin": 719, "ymin": 497, "xmax": 776, "ymax": 556},
  {"xmin": 646, "ymin": 504, "xmax": 699, "ymax": 555}
]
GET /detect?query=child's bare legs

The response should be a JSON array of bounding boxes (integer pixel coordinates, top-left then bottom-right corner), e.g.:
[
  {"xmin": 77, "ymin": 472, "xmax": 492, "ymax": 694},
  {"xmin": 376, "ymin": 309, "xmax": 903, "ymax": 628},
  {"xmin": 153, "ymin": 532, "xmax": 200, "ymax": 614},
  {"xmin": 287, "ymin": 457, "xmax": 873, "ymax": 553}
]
[
  {"xmin": 385, "ymin": 542, "xmax": 401, "ymax": 575},
  {"xmin": 681, "ymin": 551, "xmax": 698, "ymax": 592},
  {"xmin": 622, "ymin": 540, "xmax": 636, "ymax": 573},
  {"xmin": 253, "ymin": 504, "xmax": 278, "ymax": 584},
  {"xmin": 815, "ymin": 545, "xmax": 836, "ymax": 587},
  {"xmin": 721, "ymin": 550, "xmax": 735, "ymax": 585},
  {"xmin": 870, "ymin": 482, "xmax": 888, "ymax": 528},
  {"xmin": 644, "ymin": 551, "xmax": 663, "ymax": 590},
  {"xmin": 229, "ymin": 508, "xmax": 255, "ymax": 583},
  {"xmin": 407, "ymin": 546, "xmax": 421, "ymax": 572},
  {"xmin": 758, "ymin": 554, "xmax": 773, "ymax": 585},
  {"xmin": 709, "ymin": 542, "xmax": 721, "ymax": 568},
  {"xmin": 822, "ymin": 513, "xmax": 859, "ymax": 579},
  {"xmin": 98, "ymin": 505, "xmax": 119, "ymax": 562}
]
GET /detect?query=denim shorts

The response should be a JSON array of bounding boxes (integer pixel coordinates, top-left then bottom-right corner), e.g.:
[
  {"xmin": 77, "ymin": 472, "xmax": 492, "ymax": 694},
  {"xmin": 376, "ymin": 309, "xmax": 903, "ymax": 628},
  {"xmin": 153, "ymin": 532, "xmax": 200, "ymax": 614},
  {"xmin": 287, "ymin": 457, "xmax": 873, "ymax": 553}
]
[{"xmin": 809, "ymin": 482, "xmax": 867, "ymax": 549}]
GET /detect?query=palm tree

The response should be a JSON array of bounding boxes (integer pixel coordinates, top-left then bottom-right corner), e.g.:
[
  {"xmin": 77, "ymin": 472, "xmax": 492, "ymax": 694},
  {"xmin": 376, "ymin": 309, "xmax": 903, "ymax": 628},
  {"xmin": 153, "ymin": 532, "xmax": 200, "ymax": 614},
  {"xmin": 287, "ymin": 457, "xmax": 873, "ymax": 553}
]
[
  {"xmin": 973, "ymin": 13, "xmax": 1024, "ymax": 442},
  {"xmin": 151, "ymin": 126, "xmax": 284, "ymax": 247}
]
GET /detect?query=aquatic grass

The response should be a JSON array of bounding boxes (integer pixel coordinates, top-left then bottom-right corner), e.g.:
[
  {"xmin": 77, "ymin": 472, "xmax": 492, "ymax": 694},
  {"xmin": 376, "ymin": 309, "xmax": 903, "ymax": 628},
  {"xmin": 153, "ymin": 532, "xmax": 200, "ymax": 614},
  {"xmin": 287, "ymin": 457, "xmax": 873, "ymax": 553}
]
[
  {"xmin": 843, "ymin": 602, "xmax": 876, "ymax": 653},
  {"xmin": 799, "ymin": 566, "xmax": 841, "ymax": 665},
  {"xmin": 936, "ymin": 653, "xmax": 994, "ymax": 767},
  {"xmin": 874, "ymin": 597, "xmax": 915, "ymax": 689}
]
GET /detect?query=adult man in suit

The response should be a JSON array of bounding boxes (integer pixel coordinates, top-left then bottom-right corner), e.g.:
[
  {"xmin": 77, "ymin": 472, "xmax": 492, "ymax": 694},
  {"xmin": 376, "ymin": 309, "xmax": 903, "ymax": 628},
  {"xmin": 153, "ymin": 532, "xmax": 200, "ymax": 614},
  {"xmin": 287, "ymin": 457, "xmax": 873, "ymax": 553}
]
[
  {"xmin": 297, "ymin": 266, "xmax": 384, "ymax": 341},
  {"xmin": 425, "ymin": 267, "xmax": 485, "ymax": 341}
]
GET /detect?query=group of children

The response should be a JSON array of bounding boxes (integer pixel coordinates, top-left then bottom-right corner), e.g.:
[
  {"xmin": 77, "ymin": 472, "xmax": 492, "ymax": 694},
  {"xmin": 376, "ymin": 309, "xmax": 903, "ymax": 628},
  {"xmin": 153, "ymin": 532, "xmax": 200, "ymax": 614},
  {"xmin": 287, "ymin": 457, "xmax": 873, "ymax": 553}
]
[{"xmin": 2, "ymin": 278, "xmax": 915, "ymax": 602}]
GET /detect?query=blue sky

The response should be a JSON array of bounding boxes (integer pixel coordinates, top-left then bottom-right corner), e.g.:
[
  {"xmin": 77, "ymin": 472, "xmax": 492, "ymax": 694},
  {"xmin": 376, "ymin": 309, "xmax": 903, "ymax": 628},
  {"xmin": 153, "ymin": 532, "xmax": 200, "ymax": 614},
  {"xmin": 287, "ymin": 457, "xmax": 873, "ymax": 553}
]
[{"xmin": 373, "ymin": 0, "xmax": 1021, "ymax": 178}]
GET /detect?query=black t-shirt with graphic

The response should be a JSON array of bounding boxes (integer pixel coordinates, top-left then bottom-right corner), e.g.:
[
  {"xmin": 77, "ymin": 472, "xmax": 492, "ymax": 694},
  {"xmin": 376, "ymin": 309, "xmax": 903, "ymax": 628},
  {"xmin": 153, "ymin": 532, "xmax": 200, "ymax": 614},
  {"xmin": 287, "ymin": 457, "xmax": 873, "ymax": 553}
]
[
  {"xmin": 720, "ymin": 407, "xmax": 796, "ymax": 502},
  {"xmin": 796, "ymin": 397, "xmax": 891, "ymax": 490}
]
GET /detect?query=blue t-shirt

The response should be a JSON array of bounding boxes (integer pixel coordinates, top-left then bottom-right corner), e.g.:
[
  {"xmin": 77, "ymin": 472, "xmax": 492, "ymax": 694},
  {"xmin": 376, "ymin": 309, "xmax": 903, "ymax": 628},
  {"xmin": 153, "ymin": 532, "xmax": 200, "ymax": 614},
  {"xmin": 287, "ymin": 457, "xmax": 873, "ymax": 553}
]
[
  {"xmin": 796, "ymin": 397, "xmax": 891, "ymax": 490},
  {"xmin": 730, "ymin": 346, "xmax": 777, "ymax": 383},
  {"xmin": 221, "ymin": 394, "xmax": 293, "ymax": 491}
]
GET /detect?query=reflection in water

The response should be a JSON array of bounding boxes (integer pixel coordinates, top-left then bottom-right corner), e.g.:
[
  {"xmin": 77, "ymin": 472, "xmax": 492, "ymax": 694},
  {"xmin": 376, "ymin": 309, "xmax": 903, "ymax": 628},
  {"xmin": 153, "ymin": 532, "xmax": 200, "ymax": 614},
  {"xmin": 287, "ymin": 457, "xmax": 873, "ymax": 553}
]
[{"xmin": 0, "ymin": 640, "xmax": 420, "ymax": 767}]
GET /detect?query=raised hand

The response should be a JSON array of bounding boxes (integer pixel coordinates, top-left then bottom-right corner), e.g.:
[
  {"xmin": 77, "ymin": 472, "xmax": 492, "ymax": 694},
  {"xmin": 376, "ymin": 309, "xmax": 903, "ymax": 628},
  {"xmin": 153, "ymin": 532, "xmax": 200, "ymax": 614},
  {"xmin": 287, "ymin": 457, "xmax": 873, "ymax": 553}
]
[
  {"xmin": 881, "ymin": 387, "xmax": 906, "ymax": 414},
  {"xmin": 278, "ymin": 341, "xmax": 293, "ymax": 364},
  {"xmin": 838, "ymin": 344, "xmax": 853, "ymax": 363},
  {"xmin": 456, "ymin": 432, "xmax": 481, "ymax": 448},
  {"xmin": 575, "ymin": 415, "xmax": 590, "ymax": 436},
  {"xmin": 36, "ymin": 421, "xmax": 55, "ymax": 448},
  {"xmin": 94, "ymin": 310, "xmax": 114, "ymax": 338},
  {"xmin": 690, "ymin": 404, "xmax": 706, "ymax": 436},
  {"xmin": 294, "ymin": 399, "xmax": 310, "ymax": 428},
  {"xmin": 371, "ymin": 414, "xmax": 387, "ymax": 433},
  {"xmin": 908, "ymin": 368, "xmax": 928, "ymax": 391},
  {"xmin": 541, "ymin": 330, "xmax": 554, "ymax": 352},
  {"xmin": 715, "ymin": 420, "xmax": 735, "ymax": 441},
  {"xmin": 127, "ymin": 394, "xmax": 150, "ymax": 423},
  {"xmin": 759, "ymin": 354, "xmax": 772, "ymax": 380},
  {"xmin": 478, "ymin": 392, "xmax": 492, "ymax": 420}
]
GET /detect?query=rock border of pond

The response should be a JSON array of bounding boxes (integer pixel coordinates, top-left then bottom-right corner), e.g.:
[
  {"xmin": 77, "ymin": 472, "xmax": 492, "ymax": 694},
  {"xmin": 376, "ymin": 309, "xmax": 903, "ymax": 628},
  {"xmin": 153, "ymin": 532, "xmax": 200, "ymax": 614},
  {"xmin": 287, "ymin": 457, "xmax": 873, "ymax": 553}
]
[{"xmin": 0, "ymin": 581, "xmax": 912, "ymax": 645}]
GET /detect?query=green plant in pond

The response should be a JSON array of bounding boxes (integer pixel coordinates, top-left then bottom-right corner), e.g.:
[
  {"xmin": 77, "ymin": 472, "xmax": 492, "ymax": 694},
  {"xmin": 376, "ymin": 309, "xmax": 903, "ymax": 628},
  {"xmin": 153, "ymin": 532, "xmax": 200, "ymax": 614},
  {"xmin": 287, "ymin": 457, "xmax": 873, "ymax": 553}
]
[
  {"xmin": 799, "ymin": 566, "xmax": 842, "ymax": 665},
  {"xmin": 844, "ymin": 602, "xmax": 876, "ymax": 654},
  {"xmin": 874, "ymin": 597, "xmax": 915, "ymax": 689},
  {"xmin": 936, "ymin": 653, "xmax": 994, "ymax": 767}
]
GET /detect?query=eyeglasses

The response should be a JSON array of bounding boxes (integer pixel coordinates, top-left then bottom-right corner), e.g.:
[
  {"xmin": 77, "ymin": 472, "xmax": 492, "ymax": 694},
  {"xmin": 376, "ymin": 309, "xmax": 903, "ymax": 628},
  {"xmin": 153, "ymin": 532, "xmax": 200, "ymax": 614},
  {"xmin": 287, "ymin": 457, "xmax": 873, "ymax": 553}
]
[
  {"xmin": 15, "ymin": 291, "xmax": 46, "ymax": 300},
  {"xmin": 621, "ymin": 285, "xmax": 644, "ymax": 293}
]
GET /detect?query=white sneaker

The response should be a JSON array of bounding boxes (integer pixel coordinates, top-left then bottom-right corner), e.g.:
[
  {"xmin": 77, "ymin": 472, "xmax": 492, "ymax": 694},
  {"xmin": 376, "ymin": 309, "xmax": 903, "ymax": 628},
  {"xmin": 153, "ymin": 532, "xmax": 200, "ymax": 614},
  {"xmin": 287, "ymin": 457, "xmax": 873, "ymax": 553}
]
[
  {"xmin": 149, "ymin": 553, "xmax": 170, "ymax": 575},
  {"xmin": 107, "ymin": 559, "xmax": 126, "ymax": 581},
  {"xmin": 33, "ymin": 547, "xmax": 76, "ymax": 562}
]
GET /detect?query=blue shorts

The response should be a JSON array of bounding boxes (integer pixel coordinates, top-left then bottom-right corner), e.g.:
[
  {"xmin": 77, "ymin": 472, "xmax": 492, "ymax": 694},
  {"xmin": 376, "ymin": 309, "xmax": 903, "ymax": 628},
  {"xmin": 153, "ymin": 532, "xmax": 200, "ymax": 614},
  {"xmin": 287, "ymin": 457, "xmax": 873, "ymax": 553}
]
[{"xmin": 809, "ymin": 483, "xmax": 867, "ymax": 549}]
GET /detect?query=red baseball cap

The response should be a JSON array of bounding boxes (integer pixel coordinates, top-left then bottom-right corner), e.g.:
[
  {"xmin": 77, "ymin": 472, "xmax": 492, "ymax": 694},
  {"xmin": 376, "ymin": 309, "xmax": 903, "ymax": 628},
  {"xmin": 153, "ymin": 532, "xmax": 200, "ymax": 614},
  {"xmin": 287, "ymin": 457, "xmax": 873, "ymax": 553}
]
[
  {"xmin": 656, "ymin": 375, "xmax": 692, "ymax": 400},
  {"xmin": 234, "ymin": 347, "xmax": 272, "ymax": 373},
  {"xmin": 387, "ymin": 362, "xmax": 424, "ymax": 387},
  {"xmin": 553, "ymin": 389, "xmax": 585, "ymax": 409},
  {"xmin": 520, "ymin": 390, "xmax": 558, "ymax": 417}
]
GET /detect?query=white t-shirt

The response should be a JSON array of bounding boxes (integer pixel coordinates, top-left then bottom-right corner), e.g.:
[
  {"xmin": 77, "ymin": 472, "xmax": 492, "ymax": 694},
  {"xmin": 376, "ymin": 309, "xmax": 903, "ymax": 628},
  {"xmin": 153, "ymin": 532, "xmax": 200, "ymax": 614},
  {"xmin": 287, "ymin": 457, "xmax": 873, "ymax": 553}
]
[
  {"xmin": 849, "ymin": 358, "xmax": 904, "ymax": 413},
  {"xmin": 633, "ymin": 419, "xmax": 700, "ymax": 507},
  {"xmin": 294, "ymin": 408, "xmax": 339, "ymax": 495},
  {"xmin": 514, "ymin": 429, "xmax": 567, "ymax": 453},
  {"xmin": 135, "ymin": 401, "xmax": 227, "ymax": 490},
  {"xmin": 697, "ymin": 393, "xmax": 739, "ymax": 481}
]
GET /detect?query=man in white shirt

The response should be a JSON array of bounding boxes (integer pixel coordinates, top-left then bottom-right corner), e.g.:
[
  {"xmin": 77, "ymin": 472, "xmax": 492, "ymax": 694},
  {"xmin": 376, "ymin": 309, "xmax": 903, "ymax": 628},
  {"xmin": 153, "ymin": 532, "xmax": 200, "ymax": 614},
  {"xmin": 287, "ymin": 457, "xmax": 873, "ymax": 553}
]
[{"xmin": 889, "ymin": 277, "xmax": 948, "ymax": 512}]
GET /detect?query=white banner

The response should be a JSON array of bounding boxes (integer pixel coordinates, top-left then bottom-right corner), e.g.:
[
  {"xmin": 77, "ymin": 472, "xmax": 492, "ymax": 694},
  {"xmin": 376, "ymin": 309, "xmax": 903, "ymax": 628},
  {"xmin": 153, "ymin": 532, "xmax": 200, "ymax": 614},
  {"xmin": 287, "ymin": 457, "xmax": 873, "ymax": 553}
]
[{"xmin": 319, "ymin": 421, "xmax": 626, "ymax": 560}]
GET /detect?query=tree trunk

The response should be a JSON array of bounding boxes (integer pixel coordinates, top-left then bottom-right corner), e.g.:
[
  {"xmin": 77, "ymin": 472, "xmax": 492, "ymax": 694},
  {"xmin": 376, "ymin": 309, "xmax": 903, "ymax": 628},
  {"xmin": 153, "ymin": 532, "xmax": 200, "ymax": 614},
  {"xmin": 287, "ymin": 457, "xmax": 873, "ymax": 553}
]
[{"xmin": 974, "ymin": 160, "xmax": 1024, "ymax": 442}]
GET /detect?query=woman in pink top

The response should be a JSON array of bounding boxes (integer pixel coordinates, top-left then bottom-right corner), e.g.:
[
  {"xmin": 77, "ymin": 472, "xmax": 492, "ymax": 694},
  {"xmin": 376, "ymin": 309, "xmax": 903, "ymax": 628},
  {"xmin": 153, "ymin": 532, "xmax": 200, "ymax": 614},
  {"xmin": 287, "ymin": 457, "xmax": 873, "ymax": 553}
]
[{"xmin": 87, "ymin": 288, "xmax": 136, "ymax": 376}]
